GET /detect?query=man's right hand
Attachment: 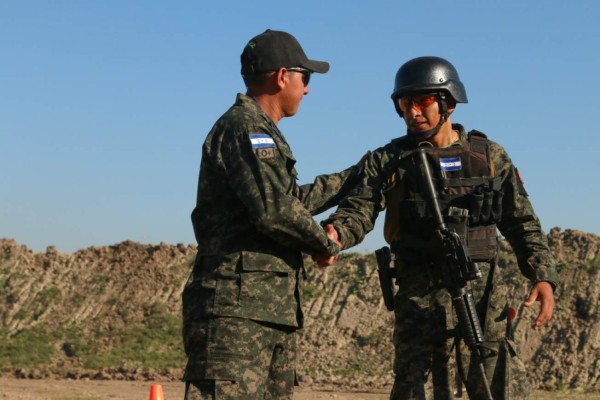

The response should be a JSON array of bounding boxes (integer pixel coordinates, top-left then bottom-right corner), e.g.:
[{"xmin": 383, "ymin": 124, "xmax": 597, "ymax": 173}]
[{"xmin": 313, "ymin": 224, "xmax": 342, "ymax": 267}]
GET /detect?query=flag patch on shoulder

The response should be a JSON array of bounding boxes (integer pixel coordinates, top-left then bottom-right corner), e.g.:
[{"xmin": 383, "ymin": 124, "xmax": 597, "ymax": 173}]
[
  {"xmin": 440, "ymin": 157, "xmax": 461, "ymax": 172},
  {"xmin": 249, "ymin": 133, "xmax": 276, "ymax": 149}
]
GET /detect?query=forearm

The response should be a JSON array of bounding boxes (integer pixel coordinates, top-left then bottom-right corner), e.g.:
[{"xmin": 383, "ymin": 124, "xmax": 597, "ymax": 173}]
[
  {"xmin": 225, "ymin": 131, "xmax": 341, "ymax": 256},
  {"xmin": 250, "ymin": 197, "xmax": 342, "ymax": 256},
  {"xmin": 499, "ymin": 214, "xmax": 559, "ymax": 288},
  {"xmin": 323, "ymin": 185, "xmax": 383, "ymax": 249},
  {"xmin": 497, "ymin": 166, "xmax": 559, "ymax": 287},
  {"xmin": 295, "ymin": 166, "xmax": 360, "ymax": 215}
]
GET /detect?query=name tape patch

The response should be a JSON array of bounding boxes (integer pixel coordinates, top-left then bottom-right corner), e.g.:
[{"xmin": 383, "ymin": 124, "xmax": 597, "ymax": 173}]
[
  {"xmin": 249, "ymin": 133, "xmax": 276, "ymax": 149},
  {"xmin": 440, "ymin": 157, "xmax": 462, "ymax": 172}
]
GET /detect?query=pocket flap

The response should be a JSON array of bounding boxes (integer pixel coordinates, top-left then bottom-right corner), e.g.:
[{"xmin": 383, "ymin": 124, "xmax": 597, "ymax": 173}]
[{"xmin": 241, "ymin": 251, "xmax": 291, "ymax": 273}]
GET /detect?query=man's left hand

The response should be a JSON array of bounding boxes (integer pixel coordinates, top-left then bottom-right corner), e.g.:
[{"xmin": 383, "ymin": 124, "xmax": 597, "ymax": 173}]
[{"xmin": 523, "ymin": 281, "xmax": 555, "ymax": 329}]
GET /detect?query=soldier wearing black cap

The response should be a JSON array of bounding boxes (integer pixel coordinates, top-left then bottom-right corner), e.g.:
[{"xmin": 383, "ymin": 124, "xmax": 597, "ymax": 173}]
[
  {"xmin": 182, "ymin": 29, "xmax": 366, "ymax": 399},
  {"xmin": 320, "ymin": 57, "xmax": 559, "ymax": 399}
]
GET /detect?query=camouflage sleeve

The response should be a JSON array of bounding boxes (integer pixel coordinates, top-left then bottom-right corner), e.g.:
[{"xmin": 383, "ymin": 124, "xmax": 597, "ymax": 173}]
[
  {"xmin": 322, "ymin": 149, "xmax": 389, "ymax": 249},
  {"xmin": 224, "ymin": 130, "xmax": 340, "ymax": 256},
  {"xmin": 492, "ymin": 142, "xmax": 559, "ymax": 288},
  {"xmin": 293, "ymin": 166, "xmax": 362, "ymax": 216}
]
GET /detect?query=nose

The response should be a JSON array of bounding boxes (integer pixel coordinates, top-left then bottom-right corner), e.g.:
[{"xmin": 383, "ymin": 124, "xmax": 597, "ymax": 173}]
[{"xmin": 407, "ymin": 105, "xmax": 422, "ymax": 117}]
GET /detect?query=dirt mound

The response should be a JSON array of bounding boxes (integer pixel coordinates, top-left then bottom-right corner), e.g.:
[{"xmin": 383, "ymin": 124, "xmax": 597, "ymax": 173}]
[{"xmin": 0, "ymin": 228, "xmax": 598, "ymax": 391}]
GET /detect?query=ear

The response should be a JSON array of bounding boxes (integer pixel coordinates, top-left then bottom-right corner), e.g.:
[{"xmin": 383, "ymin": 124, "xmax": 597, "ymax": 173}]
[
  {"xmin": 274, "ymin": 68, "xmax": 287, "ymax": 90},
  {"xmin": 447, "ymin": 99, "xmax": 457, "ymax": 114}
]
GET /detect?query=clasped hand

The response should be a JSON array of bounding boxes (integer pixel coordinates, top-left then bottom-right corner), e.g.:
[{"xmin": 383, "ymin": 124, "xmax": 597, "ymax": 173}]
[{"xmin": 312, "ymin": 224, "xmax": 341, "ymax": 267}]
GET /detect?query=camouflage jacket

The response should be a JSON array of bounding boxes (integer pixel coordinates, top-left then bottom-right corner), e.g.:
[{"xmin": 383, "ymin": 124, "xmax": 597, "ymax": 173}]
[
  {"xmin": 324, "ymin": 124, "xmax": 559, "ymax": 288},
  {"xmin": 185, "ymin": 93, "xmax": 361, "ymax": 327}
]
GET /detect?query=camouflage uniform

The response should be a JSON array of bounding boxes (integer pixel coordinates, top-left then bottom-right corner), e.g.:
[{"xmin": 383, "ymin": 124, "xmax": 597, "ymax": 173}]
[
  {"xmin": 183, "ymin": 93, "xmax": 360, "ymax": 399},
  {"xmin": 324, "ymin": 124, "xmax": 559, "ymax": 400}
]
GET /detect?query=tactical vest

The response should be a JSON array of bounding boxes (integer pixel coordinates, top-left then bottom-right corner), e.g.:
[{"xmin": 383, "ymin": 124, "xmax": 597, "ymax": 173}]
[{"xmin": 387, "ymin": 131, "xmax": 502, "ymax": 263}]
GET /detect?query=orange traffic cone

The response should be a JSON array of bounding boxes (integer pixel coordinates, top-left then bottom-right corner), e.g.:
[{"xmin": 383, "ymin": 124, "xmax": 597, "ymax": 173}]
[{"xmin": 149, "ymin": 384, "xmax": 165, "ymax": 400}]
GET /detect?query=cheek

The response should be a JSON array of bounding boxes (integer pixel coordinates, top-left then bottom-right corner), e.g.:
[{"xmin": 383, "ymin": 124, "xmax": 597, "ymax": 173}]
[
  {"xmin": 293, "ymin": 86, "xmax": 305, "ymax": 102},
  {"xmin": 424, "ymin": 108, "xmax": 440, "ymax": 123}
]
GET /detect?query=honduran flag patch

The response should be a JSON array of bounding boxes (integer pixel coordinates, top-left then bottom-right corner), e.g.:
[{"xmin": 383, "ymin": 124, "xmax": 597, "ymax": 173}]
[
  {"xmin": 249, "ymin": 133, "xmax": 276, "ymax": 148},
  {"xmin": 440, "ymin": 157, "xmax": 462, "ymax": 172}
]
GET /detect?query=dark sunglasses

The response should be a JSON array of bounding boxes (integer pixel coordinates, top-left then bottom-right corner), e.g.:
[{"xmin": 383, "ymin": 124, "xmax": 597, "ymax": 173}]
[
  {"xmin": 398, "ymin": 94, "xmax": 437, "ymax": 113},
  {"xmin": 287, "ymin": 67, "xmax": 311, "ymax": 86}
]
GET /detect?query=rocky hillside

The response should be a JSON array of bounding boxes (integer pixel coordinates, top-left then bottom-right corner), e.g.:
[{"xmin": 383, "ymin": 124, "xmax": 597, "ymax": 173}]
[{"xmin": 0, "ymin": 228, "xmax": 598, "ymax": 392}]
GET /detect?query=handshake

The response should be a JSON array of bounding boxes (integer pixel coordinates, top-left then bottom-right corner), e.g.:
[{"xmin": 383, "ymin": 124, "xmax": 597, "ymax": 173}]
[
  {"xmin": 312, "ymin": 224, "xmax": 341, "ymax": 267},
  {"xmin": 311, "ymin": 151, "xmax": 369, "ymax": 267}
]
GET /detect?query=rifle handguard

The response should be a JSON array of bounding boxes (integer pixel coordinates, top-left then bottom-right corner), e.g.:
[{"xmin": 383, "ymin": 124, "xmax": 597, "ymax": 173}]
[{"xmin": 452, "ymin": 287, "xmax": 485, "ymax": 350}]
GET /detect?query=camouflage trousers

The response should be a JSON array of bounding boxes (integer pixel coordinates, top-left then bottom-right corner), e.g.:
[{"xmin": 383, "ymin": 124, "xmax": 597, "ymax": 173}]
[
  {"xmin": 389, "ymin": 268, "xmax": 531, "ymax": 400},
  {"xmin": 183, "ymin": 316, "xmax": 297, "ymax": 400}
]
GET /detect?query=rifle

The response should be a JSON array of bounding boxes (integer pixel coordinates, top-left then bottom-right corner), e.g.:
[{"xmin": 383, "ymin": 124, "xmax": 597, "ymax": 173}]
[{"xmin": 416, "ymin": 148, "xmax": 494, "ymax": 400}]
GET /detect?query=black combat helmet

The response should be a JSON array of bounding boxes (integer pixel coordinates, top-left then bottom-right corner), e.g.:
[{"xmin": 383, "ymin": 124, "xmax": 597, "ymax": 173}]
[
  {"xmin": 391, "ymin": 56, "xmax": 468, "ymax": 105},
  {"xmin": 391, "ymin": 56, "xmax": 468, "ymax": 140}
]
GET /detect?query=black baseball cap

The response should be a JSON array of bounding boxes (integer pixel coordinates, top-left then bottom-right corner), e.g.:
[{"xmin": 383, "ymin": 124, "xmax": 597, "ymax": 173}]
[{"xmin": 241, "ymin": 29, "xmax": 330, "ymax": 76}]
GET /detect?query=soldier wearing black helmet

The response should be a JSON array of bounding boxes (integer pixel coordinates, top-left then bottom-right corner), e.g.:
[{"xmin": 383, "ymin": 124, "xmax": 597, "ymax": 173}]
[{"xmin": 320, "ymin": 56, "xmax": 559, "ymax": 399}]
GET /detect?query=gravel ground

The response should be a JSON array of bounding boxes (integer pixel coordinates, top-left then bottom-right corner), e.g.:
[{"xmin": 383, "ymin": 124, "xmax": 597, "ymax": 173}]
[{"xmin": 0, "ymin": 378, "xmax": 598, "ymax": 400}]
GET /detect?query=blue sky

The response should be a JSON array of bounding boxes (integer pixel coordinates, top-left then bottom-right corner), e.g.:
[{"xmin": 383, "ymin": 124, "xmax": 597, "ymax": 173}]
[{"xmin": 1, "ymin": 1, "xmax": 598, "ymax": 254}]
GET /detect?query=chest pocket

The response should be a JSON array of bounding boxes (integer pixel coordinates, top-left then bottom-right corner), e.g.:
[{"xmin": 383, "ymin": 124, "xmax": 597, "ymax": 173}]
[
  {"xmin": 241, "ymin": 250, "xmax": 296, "ymax": 273},
  {"xmin": 278, "ymin": 143, "xmax": 299, "ymax": 191}
]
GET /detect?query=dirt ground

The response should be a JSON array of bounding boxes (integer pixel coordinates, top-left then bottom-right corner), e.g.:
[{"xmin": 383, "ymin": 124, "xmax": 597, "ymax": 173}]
[
  {"xmin": 0, "ymin": 378, "xmax": 388, "ymax": 399},
  {"xmin": 0, "ymin": 378, "xmax": 598, "ymax": 400}
]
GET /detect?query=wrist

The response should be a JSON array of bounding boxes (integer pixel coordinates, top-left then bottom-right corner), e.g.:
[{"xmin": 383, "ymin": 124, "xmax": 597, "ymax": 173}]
[
  {"xmin": 532, "ymin": 279, "xmax": 556, "ymax": 293},
  {"xmin": 327, "ymin": 239, "xmax": 342, "ymax": 255}
]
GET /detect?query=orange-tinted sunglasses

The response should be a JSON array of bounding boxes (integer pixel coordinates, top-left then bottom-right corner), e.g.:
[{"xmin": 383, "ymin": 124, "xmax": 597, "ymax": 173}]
[{"xmin": 398, "ymin": 94, "xmax": 437, "ymax": 113}]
